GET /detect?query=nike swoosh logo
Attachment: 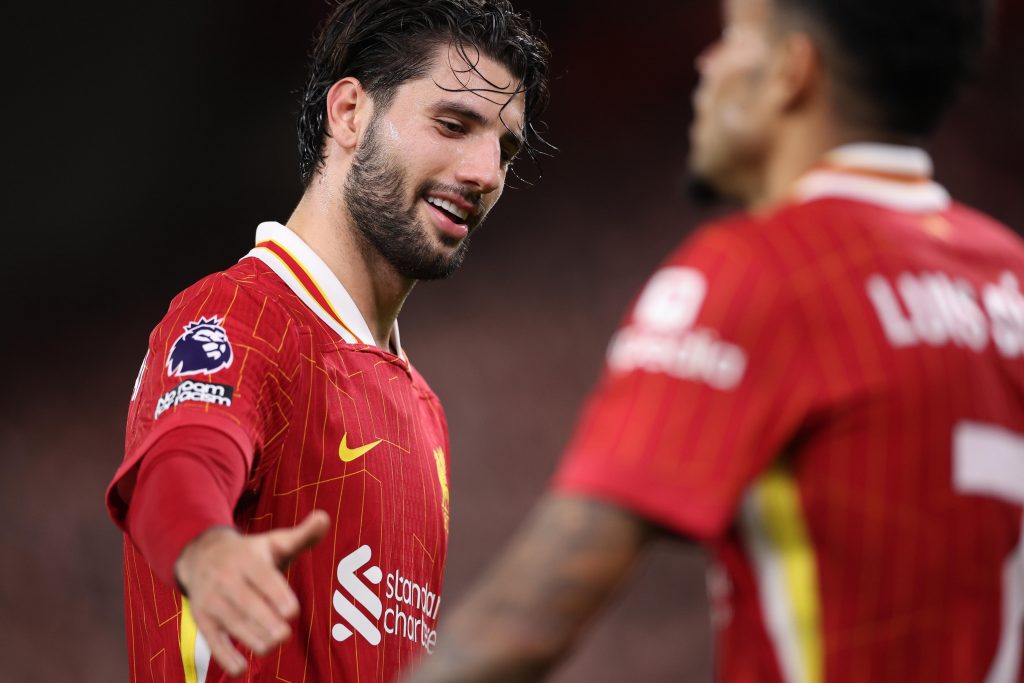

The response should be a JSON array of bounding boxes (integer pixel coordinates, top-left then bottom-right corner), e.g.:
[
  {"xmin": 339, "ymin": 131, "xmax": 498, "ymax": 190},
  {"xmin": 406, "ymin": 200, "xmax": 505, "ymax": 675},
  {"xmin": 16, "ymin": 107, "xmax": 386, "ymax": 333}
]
[{"xmin": 338, "ymin": 433, "xmax": 383, "ymax": 463}]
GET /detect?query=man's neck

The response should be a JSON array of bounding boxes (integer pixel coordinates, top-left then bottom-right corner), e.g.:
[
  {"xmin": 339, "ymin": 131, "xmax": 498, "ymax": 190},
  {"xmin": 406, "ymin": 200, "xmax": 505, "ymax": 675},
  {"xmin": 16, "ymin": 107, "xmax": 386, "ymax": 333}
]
[
  {"xmin": 287, "ymin": 186, "xmax": 414, "ymax": 352},
  {"xmin": 748, "ymin": 117, "xmax": 912, "ymax": 213}
]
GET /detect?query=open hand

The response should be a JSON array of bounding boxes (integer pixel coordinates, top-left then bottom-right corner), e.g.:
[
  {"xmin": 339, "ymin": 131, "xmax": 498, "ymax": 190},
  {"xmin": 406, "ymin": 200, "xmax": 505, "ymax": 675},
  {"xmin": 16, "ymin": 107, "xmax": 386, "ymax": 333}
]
[{"xmin": 174, "ymin": 510, "xmax": 331, "ymax": 677}]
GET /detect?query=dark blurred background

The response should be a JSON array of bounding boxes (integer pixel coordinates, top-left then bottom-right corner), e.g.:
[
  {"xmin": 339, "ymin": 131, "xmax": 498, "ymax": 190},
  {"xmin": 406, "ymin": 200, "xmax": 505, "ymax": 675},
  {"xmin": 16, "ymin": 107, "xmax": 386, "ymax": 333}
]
[{"xmin": 3, "ymin": 1, "xmax": 1022, "ymax": 681}]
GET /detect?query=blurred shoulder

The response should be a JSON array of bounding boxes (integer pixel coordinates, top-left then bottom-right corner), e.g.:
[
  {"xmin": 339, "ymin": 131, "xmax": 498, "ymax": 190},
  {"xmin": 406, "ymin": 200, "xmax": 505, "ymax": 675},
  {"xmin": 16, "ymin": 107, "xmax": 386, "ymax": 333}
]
[{"xmin": 665, "ymin": 211, "xmax": 791, "ymax": 283}]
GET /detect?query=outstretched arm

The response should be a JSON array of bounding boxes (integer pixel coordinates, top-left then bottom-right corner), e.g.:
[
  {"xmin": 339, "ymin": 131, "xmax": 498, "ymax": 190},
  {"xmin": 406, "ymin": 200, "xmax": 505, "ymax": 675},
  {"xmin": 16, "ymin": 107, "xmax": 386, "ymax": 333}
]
[
  {"xmin": 406, "ymin": 494, "xmax": 654, "ymax": 683},
  {"xmin": 119, "ymin": 426, "xmax": 331, "ymax": 677}
]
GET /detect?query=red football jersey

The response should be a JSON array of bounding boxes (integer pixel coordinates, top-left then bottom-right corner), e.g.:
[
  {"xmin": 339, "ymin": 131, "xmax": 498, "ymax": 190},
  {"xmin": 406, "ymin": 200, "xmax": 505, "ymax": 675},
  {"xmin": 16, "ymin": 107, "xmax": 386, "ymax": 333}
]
[
  {"xmin": 555, "ymin": 145, "xmax": 1024, "ymax": 683},
  {"xmin": 108, "ymin": 222, "xmax": 451, "ymax": 682}
]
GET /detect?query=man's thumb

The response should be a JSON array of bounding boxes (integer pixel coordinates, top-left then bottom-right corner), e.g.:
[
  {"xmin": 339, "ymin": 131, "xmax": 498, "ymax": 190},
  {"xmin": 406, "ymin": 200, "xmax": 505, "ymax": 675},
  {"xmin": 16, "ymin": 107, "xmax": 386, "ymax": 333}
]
[{"xmin": 269, "ymin": 510, "xmax": 331, "ymax": 566}]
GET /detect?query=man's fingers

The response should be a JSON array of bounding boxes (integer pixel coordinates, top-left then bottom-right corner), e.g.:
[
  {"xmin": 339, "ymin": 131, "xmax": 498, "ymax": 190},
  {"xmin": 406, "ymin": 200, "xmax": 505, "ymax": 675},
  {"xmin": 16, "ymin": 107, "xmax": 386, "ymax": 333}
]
[
  {"xmin": 246, "ymin": 559, "xmax": 302, "ymax": 619},
  {"xmin": 216, "ymin": 580, "xmax": 293, "ymax": 655},
  {"xmin": 193, "ymin": 613, "xmax": 247, "ymax": 678},
  {"xmin": 268, "ymin": 510, "xmax": 331, "ymax": 567},
  {"xmin": 178, "ymin": 514, "xmax": 330, "ymax": 675}
]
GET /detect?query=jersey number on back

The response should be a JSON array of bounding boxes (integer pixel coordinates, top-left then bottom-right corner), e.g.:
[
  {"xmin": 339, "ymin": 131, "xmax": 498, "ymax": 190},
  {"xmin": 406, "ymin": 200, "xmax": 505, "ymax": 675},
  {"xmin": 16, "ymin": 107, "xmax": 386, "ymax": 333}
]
[{"xmin": 953, "ymin": 422, "xmax": 1024, "ymax": 683}]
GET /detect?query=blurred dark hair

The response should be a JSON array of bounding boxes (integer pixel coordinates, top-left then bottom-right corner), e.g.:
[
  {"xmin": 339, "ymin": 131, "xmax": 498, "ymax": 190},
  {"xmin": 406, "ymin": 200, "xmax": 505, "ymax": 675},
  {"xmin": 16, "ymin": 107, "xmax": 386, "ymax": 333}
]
[
  {"xmin": 776, "ymin": 0, "xmax": 995, "ymax": 136},
  {"xmin": 297, "ymin": 0, "xmax": 551, "ymax": 186}
]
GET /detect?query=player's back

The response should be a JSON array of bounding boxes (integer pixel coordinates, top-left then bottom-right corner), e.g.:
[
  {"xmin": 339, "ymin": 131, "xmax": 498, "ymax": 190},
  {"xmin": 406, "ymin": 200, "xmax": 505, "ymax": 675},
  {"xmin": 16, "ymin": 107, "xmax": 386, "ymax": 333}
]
[
  {"xmin": 554, "ymin": 147, "xmax": 1023, "ymax": 682},
  {"xmin": 734, "ymin": 194, "xmax": 1024, "ymax": 682}
]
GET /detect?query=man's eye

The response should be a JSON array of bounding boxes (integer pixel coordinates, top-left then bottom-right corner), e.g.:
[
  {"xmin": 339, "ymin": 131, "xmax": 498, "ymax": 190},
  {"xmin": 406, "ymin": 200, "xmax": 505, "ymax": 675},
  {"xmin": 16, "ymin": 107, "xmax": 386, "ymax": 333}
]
[
  {"xmin": 438, "ymin": 120, "xmax": 464, "ymax": 134},
  {"xmin": 501, "ymin": 146, "xmax": 521, "ymax": 166}
]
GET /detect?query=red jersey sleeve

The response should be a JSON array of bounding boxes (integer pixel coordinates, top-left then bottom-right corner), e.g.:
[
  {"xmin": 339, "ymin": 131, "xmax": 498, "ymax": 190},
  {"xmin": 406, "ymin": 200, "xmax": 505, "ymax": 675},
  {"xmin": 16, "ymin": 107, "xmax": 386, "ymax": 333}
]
[
  {"xmin": 107, "ymin": 269, "xmax": 300, "ymax": 527},
  {"xmin": 554, "ymin": 220, "xmax": 820, "ymax": 540}
]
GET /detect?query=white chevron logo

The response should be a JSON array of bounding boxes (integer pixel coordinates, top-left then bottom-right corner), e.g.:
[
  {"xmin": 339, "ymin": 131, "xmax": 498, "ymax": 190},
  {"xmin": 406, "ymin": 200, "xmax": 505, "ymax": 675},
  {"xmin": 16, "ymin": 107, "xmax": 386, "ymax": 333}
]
[{"xmin": 331, "ymin": 545, "xmax": 384, "ymax": 645}]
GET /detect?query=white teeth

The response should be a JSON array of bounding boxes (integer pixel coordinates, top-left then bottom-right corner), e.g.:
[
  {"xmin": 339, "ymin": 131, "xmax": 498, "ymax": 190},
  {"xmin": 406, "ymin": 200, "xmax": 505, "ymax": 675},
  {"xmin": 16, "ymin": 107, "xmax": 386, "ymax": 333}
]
[{"xmin": 427, "ymin": 196, "xmax": 469, "ymax": 221}]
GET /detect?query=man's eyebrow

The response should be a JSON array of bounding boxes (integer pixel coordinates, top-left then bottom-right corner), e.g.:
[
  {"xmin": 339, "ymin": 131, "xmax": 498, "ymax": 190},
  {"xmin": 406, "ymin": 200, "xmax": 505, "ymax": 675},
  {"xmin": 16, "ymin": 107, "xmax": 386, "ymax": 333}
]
[
  {"xmin": 430, "ymin": 99, "xmax": 487, "ymax": 125},
  {"xmin": 431, "ymin": 99, "xmax": 525, "ymax": 152}
]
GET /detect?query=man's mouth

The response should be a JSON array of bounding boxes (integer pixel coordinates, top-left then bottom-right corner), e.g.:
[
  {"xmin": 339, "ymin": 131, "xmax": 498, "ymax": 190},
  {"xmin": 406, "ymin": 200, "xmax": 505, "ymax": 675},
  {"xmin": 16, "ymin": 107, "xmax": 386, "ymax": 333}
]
[{"xmin": 425, "ymin": 196, "xmax": 470, "ymax": 225}]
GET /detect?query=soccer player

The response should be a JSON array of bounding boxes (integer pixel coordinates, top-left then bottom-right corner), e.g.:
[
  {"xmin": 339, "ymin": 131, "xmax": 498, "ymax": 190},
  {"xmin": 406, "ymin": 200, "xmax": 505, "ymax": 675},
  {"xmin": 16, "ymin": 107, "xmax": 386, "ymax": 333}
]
[
  {"xmin": 406, "ymin": 0, "xmax": 1024, "ymax": 682},
  {"xmin": 104, "ymin": 1, "xmax": 549, "ymax": 681}
]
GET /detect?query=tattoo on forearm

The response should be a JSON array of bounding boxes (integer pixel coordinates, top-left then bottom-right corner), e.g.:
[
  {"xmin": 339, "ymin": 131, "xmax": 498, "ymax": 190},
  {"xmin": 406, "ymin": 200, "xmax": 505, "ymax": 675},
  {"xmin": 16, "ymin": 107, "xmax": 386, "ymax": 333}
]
[{"xmin": 407, "ymin": 495, "xmax": 652, "ymax": 683}]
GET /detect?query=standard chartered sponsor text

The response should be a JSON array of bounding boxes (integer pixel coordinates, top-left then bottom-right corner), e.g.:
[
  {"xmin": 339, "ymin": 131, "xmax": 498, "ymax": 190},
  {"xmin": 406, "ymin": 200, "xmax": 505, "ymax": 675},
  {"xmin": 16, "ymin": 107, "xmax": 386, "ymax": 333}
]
[
  {"xmin": 332, "ymin": 545, "xmax": 441, "ymax": 654},
  {"xmin": 384, "ymin": 568, "xmax": 441, "ymax": 653}
]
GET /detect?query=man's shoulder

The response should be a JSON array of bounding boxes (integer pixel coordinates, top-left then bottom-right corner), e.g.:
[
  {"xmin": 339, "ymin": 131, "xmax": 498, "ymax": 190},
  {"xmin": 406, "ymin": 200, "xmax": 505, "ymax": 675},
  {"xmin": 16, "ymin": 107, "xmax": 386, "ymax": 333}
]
[
  {"xmin": 769, "ymin": 193, "xmax": 1022, "ymax": 249},
  {"xmin": 166, "ymin": 257, "xmax": 298, "ymax": 322},
  {"xmin": 665, "ymin": 211, "xmax": 789, "ymax": 280},
  {"xmin": 947, "ymin": 201, "xmax": 1024, "ymax": 254},
  {"xmin": 684, "ymin": 198, "xmax": 1024, "ymax": 277},
  {"xmin": 638, "ymin": 213, "xmax": 801, "ymax": 345},
  {"xmin": 193, "ymin": 256, "xmax": 288, "ymax": 297},
  {"xmin": 406, "ymin": 361, "xmax": 443, "ymax": 404},
  {"xmin": 685, "ymin": 211, "xmax": 763, "ymax": 243}
]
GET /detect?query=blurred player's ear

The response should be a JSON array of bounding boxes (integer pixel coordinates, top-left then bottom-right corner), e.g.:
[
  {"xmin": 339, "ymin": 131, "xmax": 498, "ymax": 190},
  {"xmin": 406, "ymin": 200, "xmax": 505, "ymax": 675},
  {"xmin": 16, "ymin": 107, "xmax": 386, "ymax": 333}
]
[
  {"xmin": 776, "ymin": 32, "xmax": 820, "ymax": 112},
  {"xmin": 325, "ymin": 77, "xmax": 367, "ymax": 154}
]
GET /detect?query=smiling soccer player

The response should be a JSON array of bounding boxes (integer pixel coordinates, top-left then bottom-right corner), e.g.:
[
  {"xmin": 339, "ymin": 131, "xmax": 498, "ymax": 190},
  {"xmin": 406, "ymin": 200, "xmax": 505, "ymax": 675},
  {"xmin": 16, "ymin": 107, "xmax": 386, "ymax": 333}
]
[{"xmin": 105, "ymin": 2, "xmax": 549, "ymax": 681}]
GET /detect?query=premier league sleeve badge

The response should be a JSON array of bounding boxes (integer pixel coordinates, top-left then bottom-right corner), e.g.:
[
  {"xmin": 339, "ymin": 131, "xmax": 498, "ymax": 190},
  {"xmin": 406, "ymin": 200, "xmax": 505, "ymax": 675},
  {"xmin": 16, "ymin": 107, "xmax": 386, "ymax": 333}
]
[{"xmin": 166, "ymin": 316, "xmax": 234, "ymax": 377}]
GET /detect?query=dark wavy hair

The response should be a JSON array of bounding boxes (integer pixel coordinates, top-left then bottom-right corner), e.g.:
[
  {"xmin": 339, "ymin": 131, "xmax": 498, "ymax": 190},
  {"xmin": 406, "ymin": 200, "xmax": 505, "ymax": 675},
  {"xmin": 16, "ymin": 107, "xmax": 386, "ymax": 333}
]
[
  {"xmin": 297, "ymin": 0, "xmax": 551, "ymax": 187},
  {"xmin": 777, "ymin": 0, "xmax": 994, "ymax": 136}
]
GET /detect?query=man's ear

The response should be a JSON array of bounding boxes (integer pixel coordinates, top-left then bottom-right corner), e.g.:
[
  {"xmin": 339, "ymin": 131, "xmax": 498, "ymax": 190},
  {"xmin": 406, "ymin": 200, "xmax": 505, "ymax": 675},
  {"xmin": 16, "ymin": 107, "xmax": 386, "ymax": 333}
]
[
  {"xmin": 325, "ymin": 77, "xmax": 368, "ymax": 153},
  {"xmin": 775, "ymin": 32, "xmax": 821, "ymax": 112}
]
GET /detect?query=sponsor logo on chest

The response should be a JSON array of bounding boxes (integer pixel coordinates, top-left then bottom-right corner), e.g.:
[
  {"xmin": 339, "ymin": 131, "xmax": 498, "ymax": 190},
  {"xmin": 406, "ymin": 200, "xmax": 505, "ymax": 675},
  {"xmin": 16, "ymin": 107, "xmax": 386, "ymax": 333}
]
[{"xmin": 331, "ymin": 545, "xmax": 442, "ymax": 654}]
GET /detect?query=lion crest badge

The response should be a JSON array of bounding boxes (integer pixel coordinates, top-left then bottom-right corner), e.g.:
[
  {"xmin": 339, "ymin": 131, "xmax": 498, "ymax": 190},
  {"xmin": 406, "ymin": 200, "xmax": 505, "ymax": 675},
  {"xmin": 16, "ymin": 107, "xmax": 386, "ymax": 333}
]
[{"xmin": 166, "ymin": 316, "xmax": 234, "ymax": 377}]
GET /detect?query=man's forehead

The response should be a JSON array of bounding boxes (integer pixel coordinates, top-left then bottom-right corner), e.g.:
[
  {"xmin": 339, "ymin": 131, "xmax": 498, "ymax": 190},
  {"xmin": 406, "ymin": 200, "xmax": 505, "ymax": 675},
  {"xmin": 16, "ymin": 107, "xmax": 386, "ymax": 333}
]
[
  {"xmin": 418, "ymin": 43, "xmax": 527, "ymax": 130},
  {"xmin": 427, "ymin": 43, "xmax": 519, "ymax": 93}
]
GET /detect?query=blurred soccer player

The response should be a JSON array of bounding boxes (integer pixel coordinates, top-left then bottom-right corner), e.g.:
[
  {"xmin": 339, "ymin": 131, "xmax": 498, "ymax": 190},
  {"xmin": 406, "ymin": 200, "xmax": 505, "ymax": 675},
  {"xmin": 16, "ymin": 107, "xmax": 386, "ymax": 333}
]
[
  {"xmin": 407, "ymin": 0, "xmax": 1024, "ymax": 682},
  {"xmin": 104, "ymin": 1, "xmax": 548, "ymax": 680}
]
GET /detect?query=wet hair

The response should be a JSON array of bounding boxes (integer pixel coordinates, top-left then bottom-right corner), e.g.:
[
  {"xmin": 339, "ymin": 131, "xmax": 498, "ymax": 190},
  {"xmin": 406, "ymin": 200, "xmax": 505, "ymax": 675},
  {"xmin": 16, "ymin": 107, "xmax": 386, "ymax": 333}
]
[
  {"xmin": 297, "ymin": 0, "xmax": 551, "ymax": 186},
  {"xmin": 775, "ymin": 0, "xmax": 994, "ymax": 136}
]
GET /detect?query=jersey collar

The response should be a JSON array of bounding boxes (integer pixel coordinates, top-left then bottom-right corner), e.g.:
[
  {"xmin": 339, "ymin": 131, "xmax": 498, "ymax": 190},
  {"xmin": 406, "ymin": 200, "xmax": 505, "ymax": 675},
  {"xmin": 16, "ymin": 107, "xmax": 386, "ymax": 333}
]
[
  {"xmin": 244, "ymin": 221, "xmax": 404, "ymax": 357},
  {"xmin": 792, "ymin": 143, "xmax": 951, "ymax": 213}
]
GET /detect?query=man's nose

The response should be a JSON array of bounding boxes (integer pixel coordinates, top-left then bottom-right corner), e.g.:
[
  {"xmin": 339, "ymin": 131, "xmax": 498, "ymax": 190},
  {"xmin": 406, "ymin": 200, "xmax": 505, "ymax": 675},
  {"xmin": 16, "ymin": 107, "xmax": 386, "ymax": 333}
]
[
  {"xmin": 695, "ymin": 39, "xmax": 721, "ymax": 74},
  {"xmin": 454, "ymin": 138, "xmax": 502, "ymax": 195}
]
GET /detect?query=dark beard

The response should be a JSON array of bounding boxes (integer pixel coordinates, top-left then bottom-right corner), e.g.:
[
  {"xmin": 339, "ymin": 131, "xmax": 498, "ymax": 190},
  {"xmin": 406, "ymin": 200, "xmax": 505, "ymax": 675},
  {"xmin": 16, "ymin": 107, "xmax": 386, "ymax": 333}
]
[
  {"xmin": 685, "ymin": 172, "xmax": 724, "ymax": 207},
  {"xmin": 344, "ymin": 117, "xmax": 472, "ymax": 281}
]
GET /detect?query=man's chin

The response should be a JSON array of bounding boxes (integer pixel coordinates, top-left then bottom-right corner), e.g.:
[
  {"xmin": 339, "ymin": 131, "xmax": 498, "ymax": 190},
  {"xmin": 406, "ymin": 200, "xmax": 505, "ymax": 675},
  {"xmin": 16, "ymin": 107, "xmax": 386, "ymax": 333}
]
[
  {"xmin": 392, "ymin": 233, "xmax": 471, "ymax": 281},
  {"xmin": 437, "ymin": 231, "xmax": 466, "ymax": 249},
  {"xmin": 412, "ymin": 247, "xmax": 469, "ymax": 281},
  {"xmin": 686, "ymin": 171, "xmax": 726, "ymax": 207},
  {"xmin": 685, "ymin": 154, "xmax": 751, "ymax": 208}
]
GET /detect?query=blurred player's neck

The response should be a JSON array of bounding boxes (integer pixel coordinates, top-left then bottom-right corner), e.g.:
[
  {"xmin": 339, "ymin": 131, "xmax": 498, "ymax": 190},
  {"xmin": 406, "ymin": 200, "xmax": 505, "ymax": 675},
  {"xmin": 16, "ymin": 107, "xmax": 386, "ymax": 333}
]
[
  {"xmin": 287, "ymin": 180, "xmax": 412, "ymax": 353},
  {"xmin": 750, "ymin": 106, "xmax": 915, "ymax": 213}
]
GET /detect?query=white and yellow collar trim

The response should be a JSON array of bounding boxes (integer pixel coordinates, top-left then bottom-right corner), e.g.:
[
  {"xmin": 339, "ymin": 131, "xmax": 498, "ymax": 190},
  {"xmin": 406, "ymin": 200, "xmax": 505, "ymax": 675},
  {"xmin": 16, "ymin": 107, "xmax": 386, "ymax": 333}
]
[
  {"xmin": 244, "ymin": 221, "xmax": 404, "ymax": 357},
  {"xmin": 793, "ymin": 143, "xmax": 951, "ymax": 213}
]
